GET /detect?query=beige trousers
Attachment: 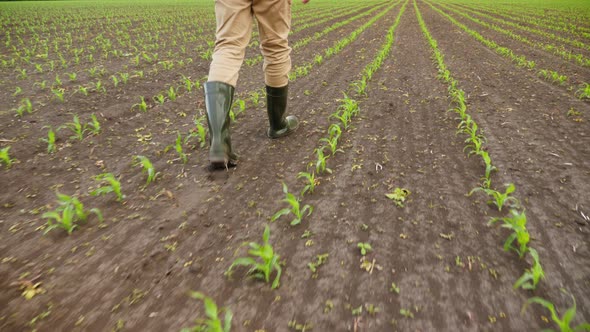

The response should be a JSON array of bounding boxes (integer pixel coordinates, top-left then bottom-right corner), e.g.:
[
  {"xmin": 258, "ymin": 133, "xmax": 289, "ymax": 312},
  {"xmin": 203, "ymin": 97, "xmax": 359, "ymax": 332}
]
[{"xmin": 207, "ymin": 0, "xmax": 292, "ymax": 88}]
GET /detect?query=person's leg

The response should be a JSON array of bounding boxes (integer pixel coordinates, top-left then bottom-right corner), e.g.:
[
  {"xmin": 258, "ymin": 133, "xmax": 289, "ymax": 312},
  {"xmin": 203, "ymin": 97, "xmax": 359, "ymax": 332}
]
[
  {"xmin": 205, "ymin": 0, "xmax": 252, "ymax": 168},
  {"xmin": 208, "ymin": 0, "xmax": 253, "ymax": 86},
  {"xmin": 253, "ymin": 0, "xmax": 299, "ymax": 138},
  {"xmin": 253, "ymin": 0, "xmax": 291, "ymax": 87}
]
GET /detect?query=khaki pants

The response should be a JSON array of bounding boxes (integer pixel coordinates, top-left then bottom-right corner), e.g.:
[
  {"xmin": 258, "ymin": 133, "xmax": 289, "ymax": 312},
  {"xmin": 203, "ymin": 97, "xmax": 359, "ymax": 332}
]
[{"xmin": 207, "ymin": 0, "xmax": 292, "ymax": 88}]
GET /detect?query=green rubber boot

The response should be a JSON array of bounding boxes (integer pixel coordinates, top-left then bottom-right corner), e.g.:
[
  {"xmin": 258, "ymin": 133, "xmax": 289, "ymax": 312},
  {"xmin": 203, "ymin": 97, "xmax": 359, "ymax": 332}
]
[
  {"xmin": 204, "ymin": 81, "xmax": 238, "ymax": 169},
  {"xmin": 266, "ymin": 85, "xmax": 299, "ymax": 139}
]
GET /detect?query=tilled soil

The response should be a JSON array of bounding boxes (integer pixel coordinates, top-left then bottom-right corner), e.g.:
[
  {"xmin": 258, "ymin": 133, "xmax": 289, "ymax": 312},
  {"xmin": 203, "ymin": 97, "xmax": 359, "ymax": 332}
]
[{"xmin": 0, "ymin": 1, "xmax": 589, "ymax": 331}]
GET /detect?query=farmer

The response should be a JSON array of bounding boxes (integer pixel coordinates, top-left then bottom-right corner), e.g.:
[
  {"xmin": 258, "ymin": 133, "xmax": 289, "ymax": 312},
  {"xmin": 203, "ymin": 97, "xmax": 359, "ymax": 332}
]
[{"xmin": 204, "ymin": 0, "xmax": 310, "ymax": 169}]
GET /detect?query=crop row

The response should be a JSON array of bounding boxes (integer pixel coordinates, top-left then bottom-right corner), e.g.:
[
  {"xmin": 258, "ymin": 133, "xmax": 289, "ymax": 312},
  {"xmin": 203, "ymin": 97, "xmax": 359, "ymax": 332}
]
[
  {"xmin": 445, "ymin": 3, "xmax": 590, "ymax": 53},
  {"xmin": 416, "ymin": 2, "xmax": 589, "ymax": 331},
  {"xmin": 457, "ymin": 3, "xmax": 590, "ymax": 40},
  {"xmin": 437, "ymin": 3, "xmax": 590, "ymax": 68},
  {"xmin": 425, "ymin": 1, "xmax": 590, "ymax": 100}
]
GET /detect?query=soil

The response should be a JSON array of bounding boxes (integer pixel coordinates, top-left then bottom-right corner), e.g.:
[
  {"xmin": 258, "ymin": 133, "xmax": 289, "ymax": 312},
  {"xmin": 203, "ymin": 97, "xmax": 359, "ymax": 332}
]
[{"xmin": 0, "ymin": 1, "xmax": 589, "ymax": 331}]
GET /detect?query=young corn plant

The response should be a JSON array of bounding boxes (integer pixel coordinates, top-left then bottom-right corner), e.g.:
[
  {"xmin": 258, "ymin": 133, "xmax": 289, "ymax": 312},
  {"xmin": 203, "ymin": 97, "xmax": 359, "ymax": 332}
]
[
  {"xmin": 297, "ymin": 171, "xmax": 318, "ymax": 195},
  {"xmin": 357, "ymin": 242, "xmax": 373, "ymax": 256},
  {"xmin": 133, "ymin": 155, "xmax": 159, "ymax": 186},
  {"xmin": 154, "ymin": 93, "xmax": 166, "ymax": 105},
  {"xmin": 489, "ymin": 209, "xmax": 530, "ymax": 259},
  {"xmin": 249, "ymin": 91, "xmax": 260, "ymax": 107},
  {"xmin": 42, "ymin": 193, "xmax": 103, "ymax": 235},
  {"xmin": 90, "ymin": 173, "xmax": 125, "ymax": 202},
  {"xmin": 523, "ymin": 289, "xmax": 590, "ymax": 332},
  {"xmin": 86, "ymin": 114, "xmax": 101, "ymax": 135},
  {"xmin": 167, "ymin": 86, "xmax": 178, "ymax": 101},
  {"xmin": 172, "ymin": 132, "xmax": 188, "ymax": 163},
  {"xmin": 59, "ymin": 115, "xmax": 86, "ymax": 141},
  {"xmin": 576, "ymin": 83, "xmax": 590, "ymax": 100},
  {"xmin": 77, "ymin": 85, "xmax": 89, "ymax": 96},
  {"xmin": 181, "ymin": 291, "xmax": 232, "ymax": 332},
  {"xmin": 52, "ymin": 88, "xmax": 65, "ymax": 102},
  {"xmin": 119, "ymin": 72, "xmax": 129, "ymax": 84},
  {"xmin": 226, "ymin": 225, "xmax": 282, "ymax": 289},
  {"xmin": 15, "ymin": 98, "xmax": 33, "ymax": 117},
  {"xmin": 514, "ymin": 248, "xmax": 544, "ymax": 290},
  {"xmin": 0, "ymin": 147, "xmax": 15, "ymax": 169},
  {"xmin": 193, "ymin": 116, "xmax": 207, "ymax": 148},
  {"xmin": 319, "ymin": 136, "xmax": 343, "ymax": 156},
  {"xmin": 271, "ymin": 182, "xmax": 313, "ymax": 226},
  {"xmin": 315, "ymin": 147, "xmax": 331, "ymax": 174},
  {"xmin": 182, "ymin": 75, "xmax": 193, "ymax": 92},
  {"xmin": 469, "ymin": 183, "xmax": 520, "ymax": 211},
  {"xmin": 132, "ymin": 97, "xmax": 148, "ymax": 112},
  {"xmin": 40, "ymin": 126, "xmax": 57, "ymax": 154}
]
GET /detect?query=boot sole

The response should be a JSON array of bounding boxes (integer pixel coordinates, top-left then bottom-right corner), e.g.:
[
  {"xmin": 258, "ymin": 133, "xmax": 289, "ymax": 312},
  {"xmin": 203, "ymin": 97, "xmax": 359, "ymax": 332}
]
[
  {"xmin": 209, "ymin": 155, "xmax": 237, "ymax": 170},
  {"xmin": 267, "ymin": 123, "xmax": 299, "ymax": 139}
]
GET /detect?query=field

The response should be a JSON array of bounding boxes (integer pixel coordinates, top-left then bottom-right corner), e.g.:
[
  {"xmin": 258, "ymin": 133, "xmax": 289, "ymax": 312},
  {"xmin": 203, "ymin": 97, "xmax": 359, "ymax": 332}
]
[{"xmin": 1, "ymin": 0, "xmax": 589, "ymax": 330}]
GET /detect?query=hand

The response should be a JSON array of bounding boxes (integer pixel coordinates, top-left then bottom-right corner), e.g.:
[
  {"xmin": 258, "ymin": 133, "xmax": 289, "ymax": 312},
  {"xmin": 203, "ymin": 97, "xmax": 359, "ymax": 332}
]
[{"xmin": 301, "ymin": 0, "xmax": 310, "ymax": 4}]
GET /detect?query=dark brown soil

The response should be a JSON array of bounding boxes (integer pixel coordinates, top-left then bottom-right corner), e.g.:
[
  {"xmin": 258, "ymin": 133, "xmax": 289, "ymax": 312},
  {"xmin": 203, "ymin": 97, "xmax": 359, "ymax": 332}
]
[{"xmin": 0, "ymin": 1, "xmax": 589, "ymax": 331}]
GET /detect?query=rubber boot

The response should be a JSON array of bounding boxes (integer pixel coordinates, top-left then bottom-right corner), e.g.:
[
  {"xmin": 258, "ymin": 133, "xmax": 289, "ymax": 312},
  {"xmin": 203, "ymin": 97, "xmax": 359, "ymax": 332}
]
[
  {"xmin": 204, "ymin": 81, "xmax": 238, "ymax": 169},
  {"xmin": 266, "ymin": 85, "xmax": 299, "ymax": 139}
]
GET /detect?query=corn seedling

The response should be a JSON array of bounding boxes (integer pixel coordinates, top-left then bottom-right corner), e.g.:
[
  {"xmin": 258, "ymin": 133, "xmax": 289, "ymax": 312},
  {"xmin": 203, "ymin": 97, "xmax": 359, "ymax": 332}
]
[
  {"xmin": 154, "ymin": 94, "xmax": 165, "ymax": 105},
  {"xmin": 40, "ymin": 126, "xmax": 57, "ymax": 154},
  {"xmin": 0, "ymin": 147, "xmax": 14, "ymax": 169},
  {"xmin": 90, "ymin": 173, "xmax": 125, "ymax": 201},
  {"xmin": 181, "ymin": 291, "xmax": 232, "ymax": 332},
  {"xmin": 249, "ymin": 91, "xmax": 260, "ymax": 107},
  {"xmin": 182, "ymin": 75, "xmax": 193, "ymax": 92},
  {"xmin": 315, "ymin": 147, "xmax": 331, "ymax": 174},
  {"xmin": 133, "ymin": 97, "xmax": 148, "ymax": 112},
  {"xmin": 233, "ymin": 99, "xmax": 246, "ymax": 116},
  {"xmin": 67, "ymin": 72, "xmax": 77, "ymax": 82},
  {"xmin": 111, "ymin": 75, "xmax": 120, "ymax": 87},
  {"xmin": 16, "ymin": 68, "xmax": 27, "ymax": 79},
  {"xmin": 386, "ymin": 188, "xmax": 411, "ymax": 208},
  {"xmin": 523, "ymin": 289, "xmax": 590, "ymax": 332},
  {"xmin": 120, "ymin": 72, "xmax": 129, "ymax": 84},
  {"xmin": 194, "ymin": 116, "xmax": 207, "ymax": 148},
  {"xmin": 165, "ymin": 132, "xmax": 188, "ymax": 163},
  {"xmin": 86, "ymin": 114, "xmax": 101, "ymax": 135},
  {"xmin": 514, "ymin": 248, "xmax": 544, "ymax": 290},
  {"xmin": 489, "ymin": 209, "xmax": 530, "ymax": 259},
  {"xmin": 576, "ymin": 83, "xmax": 590, "ymax": 100},
  {"xmin": 54, "ymin": 74, "xmax": 62, "ymax": 87},
  {"xmin": 319, "ymin": 136, "xmax": 343, "ymax": 156},
  {"xmin": 167, "ymin": 86, "xmax": 178, "ymax": 101},
  {"xmin": 357, "ymin": 242, "xmax": 372, "ymax": 256},
  {"xmin": 271, "ymin": 182, "xmax": 313, "ymax": 226},
  {"xmin": 34, "ymin": 81, "xmax": 48, "ymax": 90},
  {"xmin": 469, "ymin": 183, "xmax": 520, "ymax": 211},
  {"xmin": 78, "ymin": 85, "xmax": 89, "ymax": 96},
  {"xmin": 308, "ymin": 253, "xmax": 329, "ymax": 273},
  {"xmin": 42, "ymin": 193, "xmax": 103, "ymax": 235},
  {"xmin": 327, "ymin": 123, "xmax": 342, "ymax": 141},
  {"xmin": 94, "ymin": 80, "xmax": 106, "ymax": 93},
  {"xmin": 15, "ymin": 98, "xmax": 33, "ymax": 117},
  {"xmin": 13, "ymin": 87, "xmax": 22, "ymax": 97},
  {"xmin": 226, "ymin": 225, "xmax": 282, "ymax": 289},
  {"xmin": 59, "ymin": 115, "xmax": 86, "ymax": 141},
  {"xmin": 52, "ymin": 88, "xmax": 65, "ymax": 102},
  {"xmin": 133, "ymin": 155, "xmax": 159, "ymax": 186},
  {"xmin": 297, "ymin": 171, "xmax": 318, "ymax": 195}
]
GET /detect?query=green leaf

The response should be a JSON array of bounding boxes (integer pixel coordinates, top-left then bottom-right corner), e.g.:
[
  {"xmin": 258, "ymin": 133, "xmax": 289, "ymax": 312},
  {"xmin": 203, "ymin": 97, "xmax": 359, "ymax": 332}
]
[
  {"xmin": 262, "ymin": 225, "xmax": 270, "ymax": 244},
  {"xmin": 271, "ymin": 208, "xmax": 290, "ymax": 222}
]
